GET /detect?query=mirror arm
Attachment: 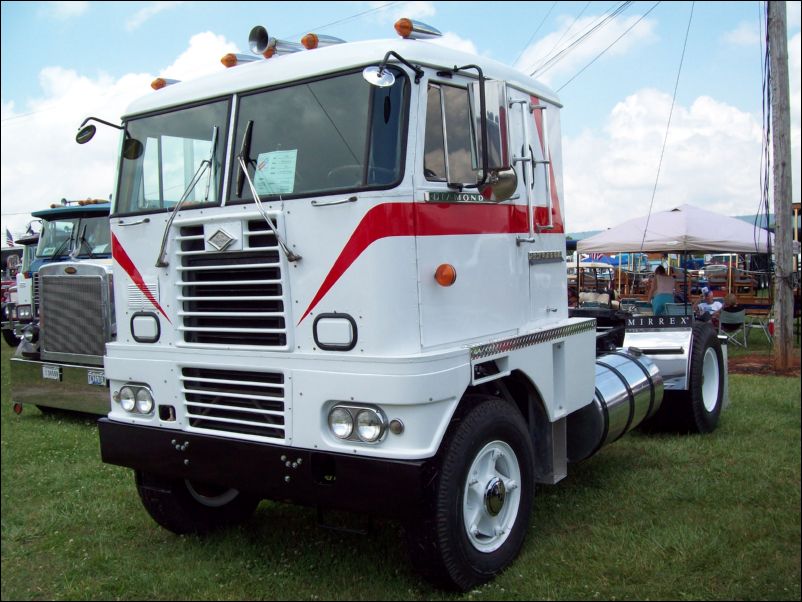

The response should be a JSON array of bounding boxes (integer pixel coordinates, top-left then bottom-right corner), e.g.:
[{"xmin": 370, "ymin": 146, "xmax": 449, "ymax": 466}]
[
  {"xmin": 454, "ymin": 64, "xmax": 489, "ymax": 188},
  {"xmin": 378, "ymin": 51, "xmax": 424, "ymax": 83},
  {"xmin": 79, "ymin": 116, "xmax": 124, "ymax": 131}
]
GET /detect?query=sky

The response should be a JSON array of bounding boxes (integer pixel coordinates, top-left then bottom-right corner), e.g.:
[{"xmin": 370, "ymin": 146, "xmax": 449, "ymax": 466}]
[{"xmin": 1, "ymin": 0, "xmax": 800, "ymax": 240}]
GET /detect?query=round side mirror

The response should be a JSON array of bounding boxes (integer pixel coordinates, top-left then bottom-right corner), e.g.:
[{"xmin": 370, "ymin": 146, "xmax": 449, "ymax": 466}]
[
  {"xmin": 479, "ymin": 169, "xmax": 517, "ymax": 203},
  {"xmin": 362, "ymin": 66, "xmax": 395, "ymax": 88},
  {"xmin": 122, "ymin": 138, "xmax": 144, "ymax": 160},
  {"xmin": 75, "ymin": 124, "xmax": 97, "ymax": 144}
]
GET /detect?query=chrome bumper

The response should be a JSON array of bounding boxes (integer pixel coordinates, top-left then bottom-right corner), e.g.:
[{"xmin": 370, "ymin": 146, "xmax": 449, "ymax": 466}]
[{"xmin": 10, "ymin": 357, "xmax": 110, "ymax": 415}]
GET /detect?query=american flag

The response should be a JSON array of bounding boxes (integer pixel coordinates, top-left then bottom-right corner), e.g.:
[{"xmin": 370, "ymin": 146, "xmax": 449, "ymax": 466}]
[{"xmin": 5, "ymin": 228, "xmax": 14, "ymax": 247}]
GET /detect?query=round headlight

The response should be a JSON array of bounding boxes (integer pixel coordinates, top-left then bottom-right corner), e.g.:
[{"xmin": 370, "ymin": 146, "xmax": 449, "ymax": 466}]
[
  {"xmin": 328, "ymin": 407, "xmax": 353, "ymax": 439},
  {"xmin": 119, "ymin": 386, "xmax": 136, "ymax": 412},
  {"xmin": 135, "ymin": 388, "xmax": 154, "ymax": 414},
  {"xmin": 356, "ymin": 409, "xmax": 386, "ymax": 443}
]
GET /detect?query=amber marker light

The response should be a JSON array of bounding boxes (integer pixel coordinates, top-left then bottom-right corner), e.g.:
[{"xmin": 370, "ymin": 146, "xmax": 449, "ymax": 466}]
[
  {"xmin": 301, "ymin": 33, "xmax": 319, "ymax": 50},
  {"xmin": 435, "ymin": 264, "xmax": 457, "ymax": 287},
  {"xmin": 221, "ymin": 53, "xmax": 238, "ymax": 68},
  {"xmin": 395, "ymin": 18, "xmax": 414, "ymax": 38},
  {"xmin": 151, "ymin": 78, "xmax": 168, "ymax": 90}
]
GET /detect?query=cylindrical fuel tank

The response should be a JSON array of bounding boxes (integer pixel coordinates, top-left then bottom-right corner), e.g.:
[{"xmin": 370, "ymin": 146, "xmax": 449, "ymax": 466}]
[{"xmin": 567, "ymin": 350, "xmax": 664, "ymax": 463}]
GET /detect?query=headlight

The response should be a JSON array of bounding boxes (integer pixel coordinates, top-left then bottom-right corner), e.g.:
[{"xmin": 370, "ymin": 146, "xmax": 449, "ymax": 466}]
[
  {"xmin": 16, "ymin": 305, "xmax": 31, "ymax": 320},
  {"xmin": 356, "ymin": 409, "xmax": 386, "ymax": 442},
  {"xmin": 135, "ymin": 388, "xmax": 155, "ymax": 414},
  {"xmin": 119, "ymin": 386, "xmax": 136, "ymax": 412},
  {"xmin": 327, "ymin": 404, "xmax": 387, "ymax": 444},
  {"xmin": 328, "ymin": 407, "xmax": 354, "ymax": 439}
]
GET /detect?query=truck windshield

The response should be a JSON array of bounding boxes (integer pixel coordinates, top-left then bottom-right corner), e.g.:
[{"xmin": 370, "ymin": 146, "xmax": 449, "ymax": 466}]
[
  {"xmin": 116, "ymin": 99, "xmax": 230, "ymax": 216},
  {"xmin": 230, "ymin": 68, "xmax": 408, "ymax": 202},
  {"xmin": 74, "ymin": 216, "xmax": 112, "ymax": 257},
  {"xmin": 36, "ymin": 219, "xmax": 77, "ymax": 259}
]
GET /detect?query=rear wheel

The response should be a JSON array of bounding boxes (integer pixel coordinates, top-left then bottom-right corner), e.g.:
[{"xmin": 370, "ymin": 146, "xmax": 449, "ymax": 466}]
[
  {"xmin": 406, "ymin": 396, "xmax": 535, "ymax": 591},
  {"xmin": 135, "ymin": 471, "xmax": 260, "ymax": 535},
  {"xmin": 658, "ymin": 322, "xmax": 724, "ymax": 433}
]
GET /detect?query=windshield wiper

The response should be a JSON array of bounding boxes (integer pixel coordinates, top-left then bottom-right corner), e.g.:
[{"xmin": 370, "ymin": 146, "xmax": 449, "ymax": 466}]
[
  {"xmin": 237, "ymin": 155, "xmax": 301, "ymax": 263},
  {"xmin": 71, "ymin": 224, "xmax": 95, "ymax": 259},
  {"xmin": 155, "ymin": 126, "xmax": 218, "ymax": 267}
]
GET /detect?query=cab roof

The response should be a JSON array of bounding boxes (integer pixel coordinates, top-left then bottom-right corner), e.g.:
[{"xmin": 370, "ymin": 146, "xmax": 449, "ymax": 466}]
[
  {"xmin": 31, "ymin": 203, "xmax": 111, "ymax": 220},
  {"xmin": 124, "ymin": 38, "xmax": 561, "ymax": 118}
]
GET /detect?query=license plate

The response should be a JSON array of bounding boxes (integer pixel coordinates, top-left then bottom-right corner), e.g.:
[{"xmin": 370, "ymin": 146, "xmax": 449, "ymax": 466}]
[
  {"xmin": 42, "ymin": 365, "xmax": 62, "ymax": 381},
  {"xmin": 88, "ymin": 370, "xmax": 107, "ymax": 386}
]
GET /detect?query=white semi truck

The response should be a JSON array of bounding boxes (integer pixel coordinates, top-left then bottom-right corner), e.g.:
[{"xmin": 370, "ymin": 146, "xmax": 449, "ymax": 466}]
[{"xmin": 78, "ymin": 19, "xmax": 726, "ymax": 590}]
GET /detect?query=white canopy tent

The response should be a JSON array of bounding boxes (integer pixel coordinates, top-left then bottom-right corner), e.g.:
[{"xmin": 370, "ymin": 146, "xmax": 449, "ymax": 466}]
[{"xmin": 577, "ymin": 204, "xmax": 781, "ymax": 254}]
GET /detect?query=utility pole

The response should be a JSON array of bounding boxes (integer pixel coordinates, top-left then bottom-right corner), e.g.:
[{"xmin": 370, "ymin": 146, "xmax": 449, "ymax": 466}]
[{"xmin": 767, "ymin": 1, "xmax": 795, "ymax": 370}]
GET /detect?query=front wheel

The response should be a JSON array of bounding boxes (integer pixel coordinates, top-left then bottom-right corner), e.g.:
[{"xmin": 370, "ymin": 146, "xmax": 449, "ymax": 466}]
[
  {"xmin": 2, "ymin": 328, "xmax": 21, "ymax": 347},
  {"xmin": 135, "ymin": 471, "xmax": 260, "ymax": 535},
  {"xmin": 406, "ymin": 396, "xmax": 535, "ymax": 591}
]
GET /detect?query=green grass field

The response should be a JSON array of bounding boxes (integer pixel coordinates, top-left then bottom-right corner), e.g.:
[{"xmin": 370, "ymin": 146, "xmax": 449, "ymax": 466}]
[{"xmin": 1, "ymin": 339, "xmax": 799, "ymax": 601}]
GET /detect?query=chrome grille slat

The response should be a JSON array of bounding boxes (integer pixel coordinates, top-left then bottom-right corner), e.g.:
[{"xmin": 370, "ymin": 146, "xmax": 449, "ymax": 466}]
[{"xmin": 185, "ymin": 400, "xmax": 285, "ymax": 415}]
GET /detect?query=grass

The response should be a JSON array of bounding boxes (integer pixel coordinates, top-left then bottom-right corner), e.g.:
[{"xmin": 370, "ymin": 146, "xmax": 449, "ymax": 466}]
[{"xmin": 1, "ymin": 340, "xmax": 800, "ymax": 601}]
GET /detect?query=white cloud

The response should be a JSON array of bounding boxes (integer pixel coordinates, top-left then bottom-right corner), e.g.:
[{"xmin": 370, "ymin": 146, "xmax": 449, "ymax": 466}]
[
  {"xmin": 563, "ymin": 89, "xmax": 768, "ymax": 232},
  {"xmin": 722, "ymin": 22, "xmax": 759, "ymax": 47},
  {"xmin": 42, "ymin": 1, "xmax": 89, "ymax": 20},
  {"xmin": 516, "ymin": 13, "xmax": 657, "ymax": 85},
  {"xmin": 126, "ymin": 1, "xmax": 185, "ymax": 32},
  {"xmin": 429, "ymin": 32, "xmax": 478, "ymax": 56},
  {"xmin": 0, "ymin": 32, "xmax": 237, "ymax": 239},
  {"xmin": 368, "ymin": 1, "xmax": 436, "ymax": 24}
]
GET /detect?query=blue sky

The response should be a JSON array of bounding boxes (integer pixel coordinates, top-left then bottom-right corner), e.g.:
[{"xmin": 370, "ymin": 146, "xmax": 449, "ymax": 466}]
[{"xmin": 1, "ymin": 1, "xmax": 800, "ymax": 238}]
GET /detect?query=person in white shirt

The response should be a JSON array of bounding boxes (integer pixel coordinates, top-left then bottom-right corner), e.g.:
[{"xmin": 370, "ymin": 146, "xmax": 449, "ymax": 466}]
[{"xmin": 696, "ymin": 289, "xmax": 722, "ymax": 322}]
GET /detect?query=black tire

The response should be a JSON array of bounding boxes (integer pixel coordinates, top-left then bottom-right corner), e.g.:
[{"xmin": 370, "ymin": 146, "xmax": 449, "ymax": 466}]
[
  {"xmin": 2, "ymin": 328, "xmax": 21, "ymax": 347},
  {"xmin": 655, "ymin": 322, "xmax": 724, "ymax": 433},
  {"xmin": 406, "ymin": 396, "xmax": 535, "ymax": 591},
  {"xmin": 135, "ymin": 471, "xmax": 260, "ymax": 535}
]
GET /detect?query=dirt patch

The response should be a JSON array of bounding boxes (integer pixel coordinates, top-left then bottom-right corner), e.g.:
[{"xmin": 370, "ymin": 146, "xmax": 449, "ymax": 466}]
[{"xmin": 728, "ymin": 352, "xmax": 801, "ymax": 377}]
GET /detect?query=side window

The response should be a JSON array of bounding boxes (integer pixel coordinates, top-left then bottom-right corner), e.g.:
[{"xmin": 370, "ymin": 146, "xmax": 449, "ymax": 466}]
[{"xmin": 424, "ymin": 83, "xmax": 476, "ymax": 185}]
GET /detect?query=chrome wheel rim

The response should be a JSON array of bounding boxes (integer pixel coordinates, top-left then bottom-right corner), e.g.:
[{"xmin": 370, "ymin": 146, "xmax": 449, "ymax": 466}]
[
  {"xmin": 701, "ymin": 347, "xmax": 720, "ymax": 412},
  {"xmin": 462, "ymin": 441, "xmax": 522, "ymax": 553}
]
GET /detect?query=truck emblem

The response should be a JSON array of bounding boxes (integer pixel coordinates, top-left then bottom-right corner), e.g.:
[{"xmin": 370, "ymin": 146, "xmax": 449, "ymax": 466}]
[{"xmin": 208, "ymin": 229, "xmax": 235, "ymax": 251}]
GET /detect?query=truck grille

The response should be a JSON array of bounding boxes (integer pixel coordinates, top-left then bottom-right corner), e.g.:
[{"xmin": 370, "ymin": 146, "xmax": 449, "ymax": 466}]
[
  {"xmin": 181, "ymin": 367, "xmax": 286, "ymax": 441},
  {"xmin": 41, "ymin": 274, "xmax": 107, "ymax": 357},
  {"xmin": 176, "ymin": 221, "xmax": 288, "ymax": 347}
]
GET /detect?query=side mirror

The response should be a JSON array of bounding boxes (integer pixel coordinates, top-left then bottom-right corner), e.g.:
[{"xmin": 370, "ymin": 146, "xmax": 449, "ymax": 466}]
[
  {"xmin": 75, "ymin": 124, "xmax": 96, "ymax": 144},
  {"xmin": 468, "ymin": 79, "xmax": 514, "ymax": 201}
]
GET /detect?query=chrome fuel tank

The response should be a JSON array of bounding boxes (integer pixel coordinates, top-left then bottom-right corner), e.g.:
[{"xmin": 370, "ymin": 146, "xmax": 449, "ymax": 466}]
[{"xmin": 567, "ymin": 350, "xmax": 664, "ymax": 463}]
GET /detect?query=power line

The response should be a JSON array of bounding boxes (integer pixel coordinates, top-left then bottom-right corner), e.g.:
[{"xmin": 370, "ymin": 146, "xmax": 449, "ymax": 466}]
[
  {"xmin": 529, "ymin": 1, "xmax": 594, "ymax": 69},
  {"xmin": 640, "ymin": 1, "xmax": 695, "ymax": 253},
  {"xmin": 513, "ymin": 1, "xmax": 559, "ymax": 66},
  {"xmin": 556, "ymin": 1, "xmax": 661, "ymax": 92},
  {"xmin": 529, "ymin": 1, "xmax": 633, "ymax": 77}
]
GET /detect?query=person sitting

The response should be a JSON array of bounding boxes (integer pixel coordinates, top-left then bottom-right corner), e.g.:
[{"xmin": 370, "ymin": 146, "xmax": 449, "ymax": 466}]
[
  {"xmin": 647, "ymin": 265, "xmax": 676, "ymax": 315},
  {"xmin": 720, "ymin": 293, "xmax": 742, "ymax": 314},
  {"xmin": 695, "ymin": 288, "xmax": 723, "ymax": 324}
]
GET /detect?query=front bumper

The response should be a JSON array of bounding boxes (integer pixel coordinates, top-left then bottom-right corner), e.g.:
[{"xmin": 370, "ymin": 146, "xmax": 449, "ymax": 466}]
[
  {"xmin": 98, "ymin": 419, "xmax": 435, "ymax": 519},
  {"xmin": 10, "ymin": 357, "xmax": 110, "ymax": 414}
]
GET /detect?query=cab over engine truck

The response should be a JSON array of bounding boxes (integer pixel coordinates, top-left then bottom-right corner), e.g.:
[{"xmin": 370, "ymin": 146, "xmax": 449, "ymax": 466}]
[
  {"xmin": 10, "ymin": 200, "xmax": 113, "ymax": 415},
  {"xmin": 82, "ymin": 19, "xmax": 727, "ymax": 591}
]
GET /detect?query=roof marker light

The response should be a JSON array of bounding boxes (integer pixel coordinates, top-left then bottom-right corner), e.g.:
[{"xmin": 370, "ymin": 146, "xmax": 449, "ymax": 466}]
[
  {"xmin": 151, "ymin": 78, "xmax": 180, "ymax": 90},
  {"xmin": 301, "ymin": 33, "xmax": 347, "ymax": 50},
  {"xmin": 221, "ymin": 53, "xmax": 260, "ymax": 68},
  {"xmin": 394, "ymin": 18, "xmax": 442, "ymax": 40}
]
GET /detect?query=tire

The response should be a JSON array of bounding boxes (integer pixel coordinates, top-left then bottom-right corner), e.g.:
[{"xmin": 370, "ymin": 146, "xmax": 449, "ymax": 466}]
[
  {"xmin": 135, "ymin": 471, "xmax": 260, "ymax": 535},
  {"xmin": 406, "ymin": 396, "xmax": 535, "ymax": 591},
  {"xmin": 2, "ymin": 328, "xmax": 21, "ymax": 347},
  {"xmin": 657, "ymin": 322, "xmax": 724, "ymax": 433}
]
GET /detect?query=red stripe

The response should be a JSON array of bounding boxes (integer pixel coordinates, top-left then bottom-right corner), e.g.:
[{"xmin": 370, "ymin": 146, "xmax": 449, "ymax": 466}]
[
  {"xmin": 112, "ymin": 233, "xmax": 172, "ymax": 324},
  {"xmin": 298, "ymin": 202, "xmax": 563, "ymax": 324}
]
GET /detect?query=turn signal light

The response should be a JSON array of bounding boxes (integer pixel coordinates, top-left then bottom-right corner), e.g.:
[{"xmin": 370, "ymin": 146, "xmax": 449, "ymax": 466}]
[{"xmin": 435, "ymin": 264, "xmax": 457, "ymax": 287}]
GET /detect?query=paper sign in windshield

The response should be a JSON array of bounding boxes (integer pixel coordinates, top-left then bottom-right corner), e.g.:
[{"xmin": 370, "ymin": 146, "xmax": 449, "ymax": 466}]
[{"xmin": 254, "ymin": 150, "xmax": 297, "ymax": 195}]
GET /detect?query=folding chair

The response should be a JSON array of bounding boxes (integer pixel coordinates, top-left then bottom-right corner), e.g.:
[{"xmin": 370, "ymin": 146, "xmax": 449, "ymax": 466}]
[
  {"xmin": 664, "ymin": 303, "xmax": 691, "ymax": 316},
  {"xmin": 746, "ymin": 310, "xmax": 773, "ymax": 344},
  {"xmin": 719, "ymin": 309, "xmax": 747, "ymax": 347}
]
